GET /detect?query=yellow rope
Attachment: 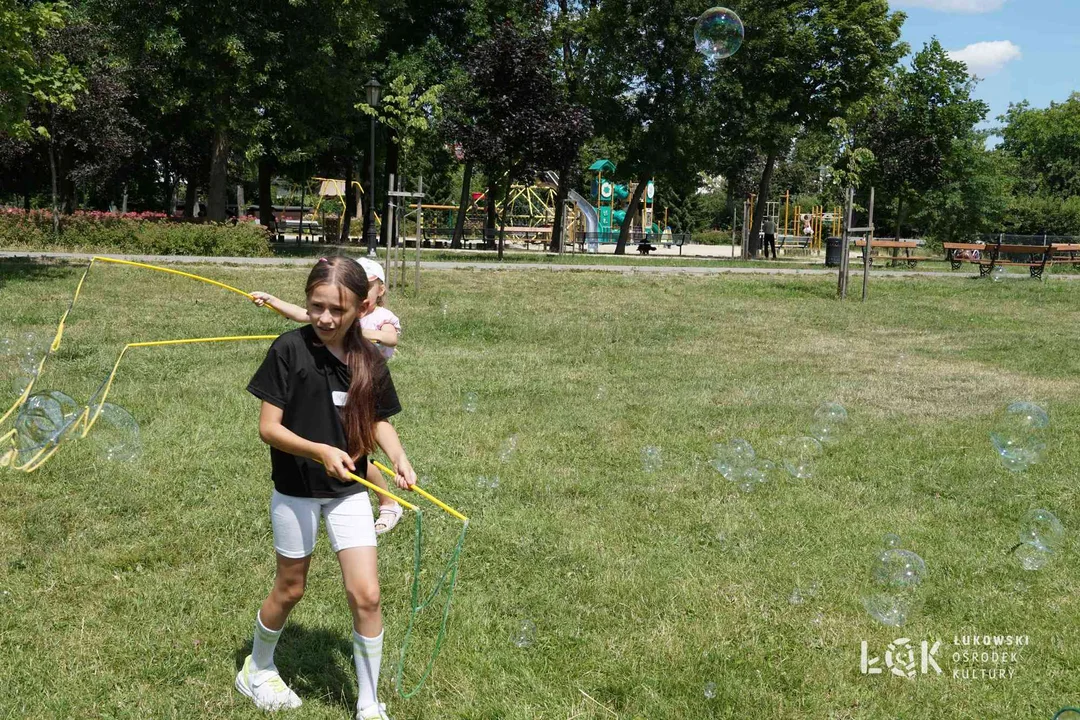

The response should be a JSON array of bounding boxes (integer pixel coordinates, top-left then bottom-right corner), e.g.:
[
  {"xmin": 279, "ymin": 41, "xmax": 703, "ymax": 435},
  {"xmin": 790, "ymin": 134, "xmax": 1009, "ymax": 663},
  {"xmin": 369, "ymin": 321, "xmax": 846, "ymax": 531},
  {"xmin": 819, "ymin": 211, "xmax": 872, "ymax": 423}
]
[{"xmin": 2, "ymin": 257, "xmax": 467, "ymax": 521}]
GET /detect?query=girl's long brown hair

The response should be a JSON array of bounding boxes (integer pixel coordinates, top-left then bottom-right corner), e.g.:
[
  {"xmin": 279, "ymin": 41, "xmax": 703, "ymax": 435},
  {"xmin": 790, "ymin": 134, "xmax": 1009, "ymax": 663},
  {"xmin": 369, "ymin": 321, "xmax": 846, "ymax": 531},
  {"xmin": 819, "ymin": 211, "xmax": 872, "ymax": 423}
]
[{"xmin": 305, "ymin": 257, "xmax": 383, "ymax": 459}]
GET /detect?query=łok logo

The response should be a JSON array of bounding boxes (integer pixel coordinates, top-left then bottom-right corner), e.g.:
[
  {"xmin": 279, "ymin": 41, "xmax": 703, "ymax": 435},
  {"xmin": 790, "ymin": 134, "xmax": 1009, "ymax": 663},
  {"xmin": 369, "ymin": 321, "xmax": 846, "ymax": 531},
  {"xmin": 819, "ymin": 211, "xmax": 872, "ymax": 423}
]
[{"xmin": 861, "ymin": 639, "xmax": 942, "ymax": 677}]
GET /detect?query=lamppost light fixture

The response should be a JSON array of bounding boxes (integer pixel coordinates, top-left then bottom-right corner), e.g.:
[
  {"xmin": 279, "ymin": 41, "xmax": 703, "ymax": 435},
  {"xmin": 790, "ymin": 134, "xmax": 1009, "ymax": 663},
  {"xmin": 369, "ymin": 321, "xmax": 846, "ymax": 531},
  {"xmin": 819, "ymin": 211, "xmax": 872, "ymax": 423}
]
[{"xmin": 366, "ymin": 77, "xmax": 382, "ymax": 108}]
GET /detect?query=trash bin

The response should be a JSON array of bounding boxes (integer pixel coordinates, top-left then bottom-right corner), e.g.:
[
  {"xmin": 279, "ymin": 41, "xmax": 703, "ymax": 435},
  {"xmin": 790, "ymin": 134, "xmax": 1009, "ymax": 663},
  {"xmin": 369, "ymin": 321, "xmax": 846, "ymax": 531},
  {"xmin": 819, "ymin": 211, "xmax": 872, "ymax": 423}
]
[{"xmin": 825, "ymin": 236, "xmax": 844, "ymax": 267}]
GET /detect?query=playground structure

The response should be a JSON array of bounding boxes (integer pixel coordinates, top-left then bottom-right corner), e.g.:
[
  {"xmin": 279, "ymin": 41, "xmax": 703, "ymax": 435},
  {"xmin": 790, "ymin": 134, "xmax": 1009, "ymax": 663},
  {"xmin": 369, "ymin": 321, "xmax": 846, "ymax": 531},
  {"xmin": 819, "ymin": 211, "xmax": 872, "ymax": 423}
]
[
  {"xmin": 583, "ymin": 160, "xmax": 660, "ymax": 246},
  {"xmin": 743, "ymin": 191, "xmax": 842, "ymax": 256}
]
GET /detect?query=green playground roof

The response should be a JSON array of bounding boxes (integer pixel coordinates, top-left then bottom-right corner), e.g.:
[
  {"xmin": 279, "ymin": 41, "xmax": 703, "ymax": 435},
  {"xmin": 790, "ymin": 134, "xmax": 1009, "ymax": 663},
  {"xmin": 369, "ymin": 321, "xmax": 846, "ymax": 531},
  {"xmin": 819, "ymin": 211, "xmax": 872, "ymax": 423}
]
[{"xmin": 588, "ymin": 159, "xmax": 616, "ymax": 173}]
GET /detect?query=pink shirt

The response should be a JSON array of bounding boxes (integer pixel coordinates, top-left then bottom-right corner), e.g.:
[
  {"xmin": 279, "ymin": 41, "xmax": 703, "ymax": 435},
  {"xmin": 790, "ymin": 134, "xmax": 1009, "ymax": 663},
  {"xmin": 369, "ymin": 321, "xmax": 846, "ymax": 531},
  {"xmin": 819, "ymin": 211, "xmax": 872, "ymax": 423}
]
[{"xmin": 360, "ymin": 306, "xmax": 401, "ymax": 359}]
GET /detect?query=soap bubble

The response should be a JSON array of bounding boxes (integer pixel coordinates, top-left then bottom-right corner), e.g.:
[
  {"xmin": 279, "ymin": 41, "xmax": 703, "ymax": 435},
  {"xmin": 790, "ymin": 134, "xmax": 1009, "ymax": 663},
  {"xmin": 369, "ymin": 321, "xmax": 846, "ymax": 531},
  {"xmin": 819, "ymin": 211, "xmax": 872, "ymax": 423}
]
[
  {"xmin": 711, "ymin": 438, "xmax": 754, "ymax": 480},
  {"xmin": 642, "ymin": 446, "xmax": 662, "ymax": 473},
  {"xmin": 511, "ymin": 619, "xmax": 536, "ymax": 648},
  {"xmin": 499, "ymin": 434, "xmax": 519, "ymax": 463},
  {"xmin": 1015, "ymin": 541, "xmax": 1051, "ymax": 571},
  {"xmin": 13, "ymin": 392, "xmax": 76, "ymax": 458},
  {"xmin": 462, "ymin": 391, "xmax": 478, "ymax": 413},
  {"xmin": 703, "ymin": 681, "xmax": 717, "ymax": 699},
  {"xmin": 694, "ymin": 7, "xmax": 744, "ymax": 61},
  {"xmin": 88, "ymin": 403, "xmax": 141, "ymax": 462},
  {"xmin": 1019, "ymin": 508, "xmax": 1064, "ymax": 551},
  {"xmin": 1054, "ymin": 709, "xmax": 1080, "ymax": 720},
  {"xmin": 788, "ymin": 588, "xmax": 805, "ymax": 606},
  {"xmin": 990, "ymin": 402, "xmax": 1049, "ymax": 472},
  {"xmin": 811, "ymin": 402, "xmax": 848, "ymax": 445},
  {"xmin": 737, "ymin": 466, "xmax": 765, "ymax": 493},
  {"xmin": 991, "ymin": 265, "xmax": 1006, "ymax": 282},
  {"xmin": 883, "ymin": 533, "xmax": 902, "ymax": 549},
  {"xmin": 594, "ymin": 385, "xmax": 607, "ymax": 401},
  {"xmin": 777, "ymin": 436, "xmax": 822, "ymax": 479},
  {"xmin": 440, "ymin": 301, "xmax": 449, "ymax": 318},
  {"xmin": 476, "ymin": 475, "xmax": 500, "ymax": 491},
  {"xmin": 862, "ymin": 549, "xmax": 926, "ymax": 627}
]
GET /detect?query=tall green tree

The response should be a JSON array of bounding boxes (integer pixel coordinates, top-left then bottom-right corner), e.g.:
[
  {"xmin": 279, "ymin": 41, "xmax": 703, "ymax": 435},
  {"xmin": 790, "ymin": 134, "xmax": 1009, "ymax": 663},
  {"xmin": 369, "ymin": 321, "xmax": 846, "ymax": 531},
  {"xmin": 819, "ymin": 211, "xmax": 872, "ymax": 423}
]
[
  {"xmin": 999, "ymin": 93, "xmax": 1080, "ymax": 200},
  {"xmin": 859, "ymin": 39, "xmax": 988, "ymax": 239},
  {"xmin": 729, "ymin": 0, "xmax": 906, "ymax": 253}
]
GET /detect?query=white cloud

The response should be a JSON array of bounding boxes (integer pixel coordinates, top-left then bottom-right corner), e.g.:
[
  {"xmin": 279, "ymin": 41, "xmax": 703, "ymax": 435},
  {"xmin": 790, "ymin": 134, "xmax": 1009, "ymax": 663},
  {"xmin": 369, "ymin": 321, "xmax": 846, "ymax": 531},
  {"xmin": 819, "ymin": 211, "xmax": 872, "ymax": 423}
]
[
  {"xmin": 893, "ymin": 0, "xmax": 1006, "ymax": 12},
  {"xmin": 948, "ymin": 41, "xmax": 1022, "ymax": 76}
]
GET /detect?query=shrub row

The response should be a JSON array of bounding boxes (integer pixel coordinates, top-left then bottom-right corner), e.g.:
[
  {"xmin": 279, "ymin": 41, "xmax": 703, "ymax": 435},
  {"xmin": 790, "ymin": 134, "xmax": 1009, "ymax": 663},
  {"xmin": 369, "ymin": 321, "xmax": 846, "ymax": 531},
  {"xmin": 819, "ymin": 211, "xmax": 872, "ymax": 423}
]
[{"xmin": 0, "ymin": 209, "xmax": 272, "ymax": 257}]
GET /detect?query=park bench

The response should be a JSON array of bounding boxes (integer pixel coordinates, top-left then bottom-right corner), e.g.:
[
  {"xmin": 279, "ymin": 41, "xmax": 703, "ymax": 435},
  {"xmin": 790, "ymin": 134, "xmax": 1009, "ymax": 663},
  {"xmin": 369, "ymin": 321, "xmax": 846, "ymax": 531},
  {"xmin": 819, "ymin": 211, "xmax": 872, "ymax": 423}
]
[
  {"xmin": 1050, "ymin": 243, "xmax": 1080, "ymax": 271},
  {"xmin": 978, "ymin": 239, "xmax": 1053, "ymax": 279},
  {"xmin": 775, "ymin": 235, "xmax": 811, "ymax": 254},
  {"xmin": 280, "ymin": 218, "xmax": 323, "ymax": 241},
  {"xmin": 854, "ymin": 239, "xmax": 935, "ymax": 268},
  {"xmin": 943, "ymin": 241, "xmax": 986, "ymax": 270}
]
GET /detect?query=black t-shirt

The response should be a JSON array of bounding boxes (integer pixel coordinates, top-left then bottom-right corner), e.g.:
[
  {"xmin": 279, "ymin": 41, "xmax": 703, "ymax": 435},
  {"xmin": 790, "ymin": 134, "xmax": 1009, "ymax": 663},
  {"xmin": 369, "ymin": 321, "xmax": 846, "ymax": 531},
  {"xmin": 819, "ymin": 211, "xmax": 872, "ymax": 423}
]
[{"xmin": 247, "ymin": 325, "xmax": 401, "ymax": 498}]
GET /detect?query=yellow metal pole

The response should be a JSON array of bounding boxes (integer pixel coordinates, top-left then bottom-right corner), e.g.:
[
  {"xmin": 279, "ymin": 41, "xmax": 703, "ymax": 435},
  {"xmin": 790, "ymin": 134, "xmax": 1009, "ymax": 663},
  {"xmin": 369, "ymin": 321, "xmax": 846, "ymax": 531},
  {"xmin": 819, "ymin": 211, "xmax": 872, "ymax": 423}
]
[{"xmin": 784, "ymin": 190, "xmax": 790, "ymax": 239}]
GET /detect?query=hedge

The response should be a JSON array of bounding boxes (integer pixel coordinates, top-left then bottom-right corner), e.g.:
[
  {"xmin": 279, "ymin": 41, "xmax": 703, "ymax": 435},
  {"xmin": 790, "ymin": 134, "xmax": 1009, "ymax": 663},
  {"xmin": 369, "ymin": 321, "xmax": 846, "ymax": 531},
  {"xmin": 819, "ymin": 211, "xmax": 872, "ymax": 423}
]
[
  {"xmin": 0, "ymin": 209, "xmax": 273, "ymax": 257},
  {"xmin": 693, "ymin": 230, "xmax": 734, "ymax": 246}
]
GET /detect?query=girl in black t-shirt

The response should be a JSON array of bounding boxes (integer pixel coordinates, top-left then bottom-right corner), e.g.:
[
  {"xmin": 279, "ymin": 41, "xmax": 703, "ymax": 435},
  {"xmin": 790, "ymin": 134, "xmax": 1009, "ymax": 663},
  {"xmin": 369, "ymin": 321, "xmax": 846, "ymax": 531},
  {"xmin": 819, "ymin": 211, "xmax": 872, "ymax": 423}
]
[{"xmin": 239, "ymin": 256, "xmax": 415, "ymax": 720}]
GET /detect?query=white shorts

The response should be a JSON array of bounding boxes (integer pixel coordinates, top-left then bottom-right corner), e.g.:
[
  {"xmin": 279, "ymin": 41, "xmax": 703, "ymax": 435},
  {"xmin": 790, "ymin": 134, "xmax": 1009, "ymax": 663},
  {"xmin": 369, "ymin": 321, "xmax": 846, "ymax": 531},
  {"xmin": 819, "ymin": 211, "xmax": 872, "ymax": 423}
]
[{"xmin": 270, "ymin": 490, "xmax": 376, "ymax": 558}]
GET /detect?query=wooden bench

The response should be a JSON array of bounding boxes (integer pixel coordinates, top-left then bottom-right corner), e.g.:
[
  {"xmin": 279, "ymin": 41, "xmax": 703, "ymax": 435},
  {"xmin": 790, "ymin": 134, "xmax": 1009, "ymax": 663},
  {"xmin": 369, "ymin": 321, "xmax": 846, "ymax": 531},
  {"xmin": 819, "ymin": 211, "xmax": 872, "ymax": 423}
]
[
  {"xmin": 1050, "ymin": 243, "xmax": 1080, "ymax": 271},
  {"xmin": 854, "ymin": 239, "xmax": 935, "ymax": 268},
  {"xmin": 943, "ymin": 241, "xmax": 986, "ymax": 270},
  {"xmin": 978, "ymin": 241, "xmax": 1053, "ymax": 279}
]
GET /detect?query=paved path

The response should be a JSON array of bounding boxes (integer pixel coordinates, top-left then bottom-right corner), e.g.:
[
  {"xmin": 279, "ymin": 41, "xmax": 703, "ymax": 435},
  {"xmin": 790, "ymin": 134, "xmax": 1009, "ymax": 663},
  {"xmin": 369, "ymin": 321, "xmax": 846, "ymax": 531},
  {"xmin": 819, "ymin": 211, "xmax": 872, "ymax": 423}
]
[{"xmin": 2, "ymin": 249, "xmax": 1068, "ymax": 281}]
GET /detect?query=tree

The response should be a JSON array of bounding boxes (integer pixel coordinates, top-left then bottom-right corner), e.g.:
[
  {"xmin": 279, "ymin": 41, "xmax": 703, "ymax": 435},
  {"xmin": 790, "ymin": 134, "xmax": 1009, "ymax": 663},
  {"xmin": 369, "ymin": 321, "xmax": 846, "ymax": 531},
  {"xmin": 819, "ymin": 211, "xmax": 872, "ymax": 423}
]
[
  {"xmin": 726, "ymin": 0, "xmax": 906, "ymax": 254},
  {"xmin": 860, "ymin": 39, "xmax": 988, "ymax": 239},
  {"xmin": 999, "ymin": 93, "xmax": 1080, "ymax": 200},
  {"xmin": 0, "ymin": 0, "xmax": 83, "ymax": 138},
  {"xmin": 445, "ymin": 22, "xmax": 590, "ymax": 259}
]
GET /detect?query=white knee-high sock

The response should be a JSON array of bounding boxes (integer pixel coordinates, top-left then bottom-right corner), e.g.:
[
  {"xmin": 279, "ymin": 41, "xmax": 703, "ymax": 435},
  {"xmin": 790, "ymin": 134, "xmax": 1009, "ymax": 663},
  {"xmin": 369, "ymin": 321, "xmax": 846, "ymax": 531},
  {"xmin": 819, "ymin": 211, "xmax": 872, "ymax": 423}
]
[
  {"xmin": 353, "ymin": 629, "xmax": 384, "ymax": 711},
  {"xmin": 251, "ymin": 612, "xmax": 283, "ymax": 673}
]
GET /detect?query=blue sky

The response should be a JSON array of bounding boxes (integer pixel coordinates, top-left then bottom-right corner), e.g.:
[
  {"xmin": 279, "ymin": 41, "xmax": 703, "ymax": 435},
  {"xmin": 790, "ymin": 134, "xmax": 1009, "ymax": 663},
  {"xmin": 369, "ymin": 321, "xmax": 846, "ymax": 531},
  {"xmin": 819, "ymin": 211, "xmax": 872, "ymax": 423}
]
[{"xmin": 891, "ymin": 0, "xmax": 1079, "ymax": 135}]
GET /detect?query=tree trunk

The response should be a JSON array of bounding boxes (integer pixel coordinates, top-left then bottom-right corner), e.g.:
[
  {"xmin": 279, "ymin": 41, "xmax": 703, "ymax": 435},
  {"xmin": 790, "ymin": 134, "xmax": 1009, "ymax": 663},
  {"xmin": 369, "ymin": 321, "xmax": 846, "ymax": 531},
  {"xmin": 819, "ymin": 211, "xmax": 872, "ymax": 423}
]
[
  {"xmin": 380, "ymin": 130, "xmax": 399, "ymax": 250},
  {"xmin": 485, "ymin": 176, "xmax": 498, "ymax": 249},
  {"xmin": 183, "ymin": 174, "xmax": 197, "ymax": 219},
  {"xmin": 497, "ymin": 171, "xmax": 513, "ymax": 260},
  {"xmin": 340, "ymin": 157, "xmax": 355, "ymax": 242},
  {"xmin": 549, "ymin": 162, "xmax": 570, "ymax": 252},
  {"xmin": 208, "ymin": 126, "xmax": 229, "ymax": 222},
  {"xmin": 614, "ymin": 173, "xmax": 650, "ymax": 254},
  {"xmin": 894, "ymin": 192, "xmax": 905, "ymax": 241},
  {"xmin": 48, "ymin": 138, "xmax": 60, "ymax": 235},
  {"xmin": 750, "ymin": 149, "xmax": 780, "ymax": 258},
  {"xmin": 258, "ymin": 156, "xmax": 274, "ymax": 227},
  {"xmin": 162, "ymin": 151, "xmax": 172, "ymax": 215},
  {"xmin": 451, "ymin": 159, "xmax": 473, "ymax": 249}
]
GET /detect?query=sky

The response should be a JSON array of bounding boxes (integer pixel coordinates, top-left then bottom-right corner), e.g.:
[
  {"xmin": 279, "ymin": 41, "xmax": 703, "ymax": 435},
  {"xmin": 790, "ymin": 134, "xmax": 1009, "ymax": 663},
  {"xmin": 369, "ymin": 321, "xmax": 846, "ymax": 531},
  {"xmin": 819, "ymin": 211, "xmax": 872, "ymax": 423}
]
[{"xmin": 890, "ymin": 0, "xmax": 1079, "ymax": 136}]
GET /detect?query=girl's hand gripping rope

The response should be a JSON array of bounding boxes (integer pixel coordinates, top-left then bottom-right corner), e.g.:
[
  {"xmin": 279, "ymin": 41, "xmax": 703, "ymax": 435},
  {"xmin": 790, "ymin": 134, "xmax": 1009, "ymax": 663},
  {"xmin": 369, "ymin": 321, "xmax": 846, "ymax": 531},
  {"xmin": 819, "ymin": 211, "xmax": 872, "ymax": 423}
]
[{"xmin": 316, "ymin": 444, "xmax": 357, "ymax": 481}]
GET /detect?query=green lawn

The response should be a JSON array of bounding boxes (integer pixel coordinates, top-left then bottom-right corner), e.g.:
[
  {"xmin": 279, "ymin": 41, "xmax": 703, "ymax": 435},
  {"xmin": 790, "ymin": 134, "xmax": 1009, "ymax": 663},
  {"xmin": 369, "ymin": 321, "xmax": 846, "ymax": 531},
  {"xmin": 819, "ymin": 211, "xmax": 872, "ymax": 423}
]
[{"xmin": 1, "ymin": 258, "xmax": 1078, "ymax": 719}]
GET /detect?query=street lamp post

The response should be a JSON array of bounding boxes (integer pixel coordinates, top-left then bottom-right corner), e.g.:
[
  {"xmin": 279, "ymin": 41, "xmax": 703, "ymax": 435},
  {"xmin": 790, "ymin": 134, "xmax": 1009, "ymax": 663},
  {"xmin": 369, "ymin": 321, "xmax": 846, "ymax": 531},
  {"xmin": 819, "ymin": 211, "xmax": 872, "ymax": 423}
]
[{"xmin": 365, "ymin": 77, "xmax": 382, "ymax": 256}]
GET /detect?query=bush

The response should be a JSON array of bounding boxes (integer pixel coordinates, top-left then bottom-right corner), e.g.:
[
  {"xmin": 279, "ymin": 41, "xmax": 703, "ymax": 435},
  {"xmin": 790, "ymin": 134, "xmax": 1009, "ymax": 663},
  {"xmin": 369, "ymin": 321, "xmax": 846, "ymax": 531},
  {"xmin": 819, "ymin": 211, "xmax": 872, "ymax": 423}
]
[
  {"xmin": 693, "ymin": 230, "xmax": 733, "ymax": 246},
  {"xmin": 0, "ymin": 209, "xmax": 272, "ymax": 257},
  {"xmin": 1002, "ymin": 196, "xmax": 1080, "ymax": 236}
]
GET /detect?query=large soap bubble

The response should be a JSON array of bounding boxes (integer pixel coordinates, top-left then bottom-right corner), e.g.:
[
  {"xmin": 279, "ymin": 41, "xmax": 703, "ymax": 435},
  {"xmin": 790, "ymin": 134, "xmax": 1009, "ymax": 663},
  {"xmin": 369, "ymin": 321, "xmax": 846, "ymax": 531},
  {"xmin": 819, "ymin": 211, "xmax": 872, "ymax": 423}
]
[
  {"xmin": 862, "ymin": 548, "xmax": 926, "ymax": 627},
  {"xmin": 13, "ymin": 391, "xmax": 79, "ymax": 459},
  {"xmin": 88, "ymin": 403, "xmax": 141, "ymax": 462},
  {"xmin": 810, "ymin": 401, "xmax": 848, "ymax": 445},
  {"xmin": 990, "ymin": 401, "xmax": 1049, "ymax": 472},
  {"xmin": 694, "ymin": 7, "xmax": 745, "ymax": 61},
  {"xmin": 777, "ymin": 436, "xmax": 823, "ymax": 479},
  {"xmin": 1019, "ymin": 508, "xmax": 1064, "ymax": 551},
  {"xmin": 711, "ymin": 438, "xmax": 754, "ymax": 480}
]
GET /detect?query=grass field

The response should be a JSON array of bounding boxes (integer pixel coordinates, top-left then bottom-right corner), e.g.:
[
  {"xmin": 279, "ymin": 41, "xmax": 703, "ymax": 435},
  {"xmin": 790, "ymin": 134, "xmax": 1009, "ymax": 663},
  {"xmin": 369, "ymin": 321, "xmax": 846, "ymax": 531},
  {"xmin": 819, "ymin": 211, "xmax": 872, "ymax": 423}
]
[{"xmin": 1, "ymin": 258, "xmax": 1078, "ymax": 719}]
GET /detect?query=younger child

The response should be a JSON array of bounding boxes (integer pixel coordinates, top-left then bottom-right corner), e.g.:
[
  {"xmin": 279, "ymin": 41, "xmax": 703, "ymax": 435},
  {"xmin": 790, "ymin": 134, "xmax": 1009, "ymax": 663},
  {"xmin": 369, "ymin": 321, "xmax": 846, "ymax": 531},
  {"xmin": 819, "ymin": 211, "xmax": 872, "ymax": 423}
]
[
  {"xmin": 240, "ymin": 256, "xmax": 415, "ymax": 719},
  {"xmin": 252, "ymin": 257, "xmax": 404, "ymax": 534}
]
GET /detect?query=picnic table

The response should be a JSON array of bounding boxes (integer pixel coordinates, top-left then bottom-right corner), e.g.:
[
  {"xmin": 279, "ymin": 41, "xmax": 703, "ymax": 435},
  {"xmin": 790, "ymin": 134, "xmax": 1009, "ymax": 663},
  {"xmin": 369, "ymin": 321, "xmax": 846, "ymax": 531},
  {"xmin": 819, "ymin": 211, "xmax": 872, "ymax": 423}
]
[{"xmin": 854, "ymin": 239, "xmax": 935, "ymax": 268}]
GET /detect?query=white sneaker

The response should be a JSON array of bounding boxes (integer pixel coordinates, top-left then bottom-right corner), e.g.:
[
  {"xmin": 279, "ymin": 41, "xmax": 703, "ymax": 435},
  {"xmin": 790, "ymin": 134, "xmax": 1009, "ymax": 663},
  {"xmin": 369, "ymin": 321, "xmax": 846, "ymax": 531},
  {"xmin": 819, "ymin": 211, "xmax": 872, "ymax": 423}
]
[
  {"xmin": 358, "ymin": 702, "xmax": 390, "ymax": 720},
  {"xmin": 235, "ymin": 655, "xmax": 302, "ymax": 711}
]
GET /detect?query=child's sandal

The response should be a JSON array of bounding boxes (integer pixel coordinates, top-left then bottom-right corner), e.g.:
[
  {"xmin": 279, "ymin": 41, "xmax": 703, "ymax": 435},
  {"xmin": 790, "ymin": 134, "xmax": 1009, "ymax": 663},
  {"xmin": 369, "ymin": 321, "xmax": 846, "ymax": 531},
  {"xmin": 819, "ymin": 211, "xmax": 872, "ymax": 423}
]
[{"xmin": 374, "ymin": 502, "xmax": 403, "ymax": 535}]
